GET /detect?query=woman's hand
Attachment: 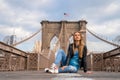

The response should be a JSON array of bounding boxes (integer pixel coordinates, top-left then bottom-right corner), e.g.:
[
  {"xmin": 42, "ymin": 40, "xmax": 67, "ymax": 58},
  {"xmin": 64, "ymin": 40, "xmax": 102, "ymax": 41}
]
[
  {"xmin": 85, "ymin": 71, "xmax": 93, "ymax": 74},
  {"xmin": 61, "ymin": 66, "xmax": 67, "ymax": 70}
]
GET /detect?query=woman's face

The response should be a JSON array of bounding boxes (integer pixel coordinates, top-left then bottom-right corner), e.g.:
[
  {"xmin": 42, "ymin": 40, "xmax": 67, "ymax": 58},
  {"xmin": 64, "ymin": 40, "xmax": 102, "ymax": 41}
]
[{"xmin": 74, "ymin": 32, "xmax": 81, "ymax": 41}]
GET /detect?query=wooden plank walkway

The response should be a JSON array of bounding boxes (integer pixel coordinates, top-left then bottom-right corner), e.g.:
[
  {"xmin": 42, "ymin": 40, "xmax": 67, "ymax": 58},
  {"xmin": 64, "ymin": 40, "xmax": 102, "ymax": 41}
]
[{"xmin": 0, "ymin": 70, "xmax": 120, "ymax": 80}]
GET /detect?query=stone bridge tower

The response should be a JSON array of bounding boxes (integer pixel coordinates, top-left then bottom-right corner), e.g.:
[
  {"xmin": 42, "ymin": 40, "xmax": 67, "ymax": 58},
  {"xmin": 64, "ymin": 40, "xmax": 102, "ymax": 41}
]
[{"xmin": 41, "ymin": 20, "xmax": 87, "ymax": 53}]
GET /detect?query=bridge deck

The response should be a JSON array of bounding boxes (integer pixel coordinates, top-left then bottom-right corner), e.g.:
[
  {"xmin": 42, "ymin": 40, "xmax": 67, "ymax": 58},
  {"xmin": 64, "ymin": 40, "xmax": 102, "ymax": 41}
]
[{"xmin": 0, "ymin": 70, "xmax": 120, "ymax": 80}]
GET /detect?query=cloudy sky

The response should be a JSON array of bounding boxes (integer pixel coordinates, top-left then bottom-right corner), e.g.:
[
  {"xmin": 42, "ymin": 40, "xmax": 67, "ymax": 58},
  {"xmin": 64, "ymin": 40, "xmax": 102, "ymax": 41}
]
[{"xmin": 0, "ymin": 0, "xmax": 120, "ymax": 52}]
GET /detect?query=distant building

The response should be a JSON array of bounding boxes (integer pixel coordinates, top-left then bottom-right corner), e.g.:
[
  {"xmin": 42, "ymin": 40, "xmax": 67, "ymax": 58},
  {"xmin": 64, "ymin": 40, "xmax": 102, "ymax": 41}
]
[
  {"xmin": 3, "ymin": 35, "xmax": 16, "ymax": 45},
  {"xmin": 33, "ymin": 40, "xmax": 42, "ymax": 53}
]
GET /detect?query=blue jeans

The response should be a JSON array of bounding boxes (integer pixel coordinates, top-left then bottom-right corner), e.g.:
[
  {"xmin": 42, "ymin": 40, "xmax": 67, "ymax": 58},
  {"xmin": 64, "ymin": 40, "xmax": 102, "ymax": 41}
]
[
  {"xmin": 54, "ymin": 49, "xmax": 78, "ymax": 73},
  {"xmin": 54, "ymin": 49, "xmax": 67, "ymax": 66},
  {"xmin": 59, "ymin": 65, "xmax": 78, "ymax": 73}
]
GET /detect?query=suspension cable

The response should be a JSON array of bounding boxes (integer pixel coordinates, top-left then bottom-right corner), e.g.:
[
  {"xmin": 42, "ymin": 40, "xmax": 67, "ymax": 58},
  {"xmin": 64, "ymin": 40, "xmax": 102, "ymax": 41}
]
[
  {"xmin": 11, "ymin": 28, "xmax": 42, "ymax": 46},
  {"xmin": 87, "ymin": 28, "xmax": 120, "ymax": 47}
]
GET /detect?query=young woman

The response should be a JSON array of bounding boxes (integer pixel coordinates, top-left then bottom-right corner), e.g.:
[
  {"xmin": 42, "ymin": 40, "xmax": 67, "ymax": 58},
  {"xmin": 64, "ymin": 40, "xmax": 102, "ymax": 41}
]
[{"xmin": 45, "ymin": 31, "xmax": 88, "ymax": 73}]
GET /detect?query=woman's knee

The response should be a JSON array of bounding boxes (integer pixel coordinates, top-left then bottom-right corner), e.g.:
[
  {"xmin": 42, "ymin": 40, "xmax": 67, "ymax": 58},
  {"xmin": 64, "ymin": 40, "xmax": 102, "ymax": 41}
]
[
  {"xmin": 69, "ymin": 66, "xmax": 78, "ymax": 73},
  {"xmin": 58, "ymin": 49, "xmax": 64, "ymax": 53},
  {"xmin": 57, "ymin": 49, "xmax": 65, "ymax": 55}
]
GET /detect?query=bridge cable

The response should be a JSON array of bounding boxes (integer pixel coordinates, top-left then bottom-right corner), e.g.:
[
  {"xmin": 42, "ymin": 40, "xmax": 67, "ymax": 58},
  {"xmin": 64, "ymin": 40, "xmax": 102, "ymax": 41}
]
[
  {"xmin": 86, "ymin": 28, "xmax": 120, "ymax": 47},
  {"xmin": 11, "ymin": 28, "xmax": 42, "ymax": 46}
]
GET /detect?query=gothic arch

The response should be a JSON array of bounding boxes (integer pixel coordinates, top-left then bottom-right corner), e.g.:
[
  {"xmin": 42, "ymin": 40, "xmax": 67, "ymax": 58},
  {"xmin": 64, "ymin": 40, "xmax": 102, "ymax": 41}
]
[{"xmin": 50, "ymin": 35, "xmax": 58, "ymax": 50}]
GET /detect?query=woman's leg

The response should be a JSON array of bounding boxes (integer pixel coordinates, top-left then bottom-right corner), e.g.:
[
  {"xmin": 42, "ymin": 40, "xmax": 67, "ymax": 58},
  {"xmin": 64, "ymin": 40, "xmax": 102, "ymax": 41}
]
[
  {"xmin": 58, "ymin": 66, "xmax": 78, "ymax": 73},
  {"xmin": 45, "ymin": 49, "xmax": 67, "ymax": 73},
  {"xmin": 54, "ymin": 49, "xmax": 67, "ymax": 67}
]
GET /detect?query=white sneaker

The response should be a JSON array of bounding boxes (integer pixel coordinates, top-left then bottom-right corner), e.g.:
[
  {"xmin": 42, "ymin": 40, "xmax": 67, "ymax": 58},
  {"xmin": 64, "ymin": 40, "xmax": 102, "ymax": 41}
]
[
  {"xmin": 45, "ymin": 63, "xmax": 58, "ymax": 73},
  {"xmin": 51, "ymin": 63, "xmax": 57, "ymax": 69},
  {"xmin": 44, "ymin": 68, "xmax": 49, "ymax": 72},
  {"xmin": 49, "ymin": 68, "xmax": 58, "ymax": 73}
]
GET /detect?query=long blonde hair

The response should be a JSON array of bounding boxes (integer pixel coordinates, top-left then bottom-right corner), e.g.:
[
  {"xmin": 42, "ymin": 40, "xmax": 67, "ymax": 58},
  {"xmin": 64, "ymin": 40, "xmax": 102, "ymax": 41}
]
[{"xmin": 73, "ymin": 32, "xmax": 84, "ymax": 58}]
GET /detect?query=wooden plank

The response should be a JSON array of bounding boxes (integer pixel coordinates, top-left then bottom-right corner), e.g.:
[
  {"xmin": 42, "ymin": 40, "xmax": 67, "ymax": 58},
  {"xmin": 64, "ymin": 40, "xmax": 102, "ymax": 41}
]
[
  {"xmin": 0, "ymin": 42, "xmax": 28, "ymax": 57},
  {"xmin": 103, "ymin": 47, "xmax": 120, "ymax": 59}
]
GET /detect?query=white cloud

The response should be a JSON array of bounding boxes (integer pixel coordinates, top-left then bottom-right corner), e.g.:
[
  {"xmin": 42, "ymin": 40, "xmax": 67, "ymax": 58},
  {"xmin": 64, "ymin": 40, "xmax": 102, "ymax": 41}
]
[
  {"xmin": 14, "ymin": 10, "xmax": 48, "ymax": 28},
  {"xmin": 86, "ymin": 19, "xmax": 120, "ymax": 52},
  {"xmin": 0, "ymin": 0, "xmax": 15, "ymax": 23},
  {"xmin": 27, "ymin": 0, "xmax": 55, "ymax": 7},
  {"xmin": 73, "ymin": 1, "xmax": 120, "ymax": 22},
  {"xmin": 88, "ymin": 19, "xmax": 120, "ymax": 36},
  {"xmin": 0, "ymin": 0, "xmax": 48, "ymax": 38},
  {"xmin": 14, "ymin": 27, "xmax": 31, "ymax": 37},
  {"xmin": 0, "ymin": 25, "xmax": 31, "ymax": 38},
  {"xmin": 89, "ymin": 2, "xmax": 120, "ymax": 18},
  {"xmin": 87, "ymin": 40, "xmax": 115, "ymax": 52},
  {"xmin": 0, "ymin": 0, "xmax": 48, "ymax": 51},
  {"xmin": 103, "ymin": 3, "xmax": 119, "ymax": 15},
  {"xmin": 0, "ymin": 25, "xmax": 14, "ymax": 35},
  {"xmin": 8, "ymin": 0, "xmax": 57, "ymax": 10}
]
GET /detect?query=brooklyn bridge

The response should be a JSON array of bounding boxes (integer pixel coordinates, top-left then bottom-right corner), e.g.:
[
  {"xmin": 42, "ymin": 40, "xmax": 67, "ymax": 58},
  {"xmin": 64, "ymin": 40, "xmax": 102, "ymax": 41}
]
[{"xmin": 0, "ymin": 20, "xmax": 120, "ymax": 80}]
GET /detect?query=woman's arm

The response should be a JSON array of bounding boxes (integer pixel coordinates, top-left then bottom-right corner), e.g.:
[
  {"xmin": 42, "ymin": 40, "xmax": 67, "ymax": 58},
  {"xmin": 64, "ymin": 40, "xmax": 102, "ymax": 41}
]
[{"xmin": 83, "ymin": 45, "xmax": 88, "ymax": 72}]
